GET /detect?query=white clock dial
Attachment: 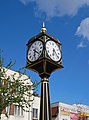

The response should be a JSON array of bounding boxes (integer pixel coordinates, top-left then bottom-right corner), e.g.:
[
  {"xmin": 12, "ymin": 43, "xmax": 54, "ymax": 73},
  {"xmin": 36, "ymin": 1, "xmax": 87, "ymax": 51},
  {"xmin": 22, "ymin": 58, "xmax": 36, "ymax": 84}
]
[
  {"xmin": 27, "ymin": 41, "xmax": 43, "ymax": 62},
  {"xmin": 46, "ymin": 40, "xmax": 61, "ymax": 62}
]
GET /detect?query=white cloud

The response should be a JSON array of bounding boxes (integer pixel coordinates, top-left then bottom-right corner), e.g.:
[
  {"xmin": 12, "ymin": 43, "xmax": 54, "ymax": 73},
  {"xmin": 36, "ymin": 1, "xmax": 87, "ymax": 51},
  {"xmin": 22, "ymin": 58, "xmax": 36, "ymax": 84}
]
[
  {"xmin": 19, "ymin": 0, "xmax": 89, "ymax": 18},
  {"xmin": 19, "ymin": 0, "xmax": 35, "ymax": 5},
  {"xmin": 77, "ymin": 41, "xmax": 87, "ymax": 48},
  {"xmin": 75, "ymin": 17, "xmax": 89, "ymax": 48},
  {"xmin": 76, "ymin": 18, "xmax": 89, "ymax": 40}
]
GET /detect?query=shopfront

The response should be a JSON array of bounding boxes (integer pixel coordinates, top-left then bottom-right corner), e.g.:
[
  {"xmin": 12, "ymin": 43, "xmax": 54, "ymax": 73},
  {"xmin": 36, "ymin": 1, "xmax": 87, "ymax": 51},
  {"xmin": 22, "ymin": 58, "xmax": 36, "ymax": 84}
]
[
  {"xmin": 70, "ymin": 112, "xmax": 78, "ymax": 120},
  {"xmin": 79, "ymin": 112, "xmax": 89, "ymax": 120},
  {"xmin": 60, "ymin": 107, "xmax": 70, "ymax": 120}
]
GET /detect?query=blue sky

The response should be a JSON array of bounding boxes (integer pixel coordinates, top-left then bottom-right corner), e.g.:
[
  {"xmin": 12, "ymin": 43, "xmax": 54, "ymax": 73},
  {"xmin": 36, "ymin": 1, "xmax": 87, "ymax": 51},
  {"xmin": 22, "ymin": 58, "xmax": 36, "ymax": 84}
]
[{"xmin": 0, "ymin": 0, "xmax": 89, "ymax": 105}]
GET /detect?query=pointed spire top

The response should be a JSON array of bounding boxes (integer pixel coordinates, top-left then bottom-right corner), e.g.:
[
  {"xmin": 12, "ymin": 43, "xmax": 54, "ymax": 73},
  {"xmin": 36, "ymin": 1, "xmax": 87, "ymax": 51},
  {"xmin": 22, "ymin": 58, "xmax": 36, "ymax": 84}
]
[
  {"xmin": 42, "ymin": 22, "xmax": 45, "ymax": 27},
  {"xmin": 41, "ymin": 22, "xmax": 47, "ymax": 33}
]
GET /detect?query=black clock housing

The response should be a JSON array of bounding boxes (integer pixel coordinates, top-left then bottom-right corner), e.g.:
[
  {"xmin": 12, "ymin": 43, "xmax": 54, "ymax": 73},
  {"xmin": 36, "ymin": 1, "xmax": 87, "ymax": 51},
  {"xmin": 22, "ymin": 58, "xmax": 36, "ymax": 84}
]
[{"xmin": 26, "ymin": 28, "xmax": 63, "ymax": 78}]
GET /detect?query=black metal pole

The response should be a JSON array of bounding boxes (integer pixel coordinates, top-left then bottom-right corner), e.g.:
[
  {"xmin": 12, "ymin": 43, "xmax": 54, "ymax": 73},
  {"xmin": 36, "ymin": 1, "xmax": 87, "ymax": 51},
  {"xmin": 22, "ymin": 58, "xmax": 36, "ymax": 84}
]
[{"xmin": 39, "ymin": 76, "xmax": 51, "ymax": 120}]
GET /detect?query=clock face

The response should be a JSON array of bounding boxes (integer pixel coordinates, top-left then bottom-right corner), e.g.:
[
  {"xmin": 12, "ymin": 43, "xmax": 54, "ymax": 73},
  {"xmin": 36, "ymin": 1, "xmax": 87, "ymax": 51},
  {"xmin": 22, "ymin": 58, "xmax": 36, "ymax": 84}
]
[
  {"xmin": 27, "ymin": 41, "xmax": 43, "ymax": 62},
  {"xmin": 46, "ymin": 40, "xmax": 61, "ymax": 62}
]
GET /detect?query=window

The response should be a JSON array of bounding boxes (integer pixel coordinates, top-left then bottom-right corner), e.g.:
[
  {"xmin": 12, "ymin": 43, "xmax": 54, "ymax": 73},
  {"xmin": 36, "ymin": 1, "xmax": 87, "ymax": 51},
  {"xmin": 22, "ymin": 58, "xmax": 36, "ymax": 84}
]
[
  {"xmin": 63, "ymin": 119, "xmax": 68, "ymax": 120},
  {"xmin": 6, "ymin": 106, "xmax": 10, "ymax": 115},
  {"xmin": 14, "ymin": 105, "xmax": 23, "ymax": 116},
  {"xmin": 33, "ymin": 108, "xmax": 38, "ymax": 119}
]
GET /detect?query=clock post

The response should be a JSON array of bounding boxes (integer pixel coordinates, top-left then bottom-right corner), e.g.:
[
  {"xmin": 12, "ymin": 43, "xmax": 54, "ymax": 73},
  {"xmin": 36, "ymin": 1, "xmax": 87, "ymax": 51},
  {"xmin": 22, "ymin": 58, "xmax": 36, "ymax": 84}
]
[{"xmin": 26, "ymin": 23, "xmax": 63, "ymax": 120}]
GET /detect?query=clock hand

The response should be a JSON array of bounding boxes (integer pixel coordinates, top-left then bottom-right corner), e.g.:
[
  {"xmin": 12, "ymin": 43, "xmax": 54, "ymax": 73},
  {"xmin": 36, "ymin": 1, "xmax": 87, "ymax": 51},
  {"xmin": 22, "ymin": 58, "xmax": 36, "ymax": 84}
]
[
  {"xmin": 33, "ymin": 50, "xmax": 36, "ymax": 59},
  {"xmin": 34, "ymin": 49, "xmax": 40, "ymax": 55},
  {"xmin": 53, "ymin": 48, "xmax": 59, "ymax": 58}
]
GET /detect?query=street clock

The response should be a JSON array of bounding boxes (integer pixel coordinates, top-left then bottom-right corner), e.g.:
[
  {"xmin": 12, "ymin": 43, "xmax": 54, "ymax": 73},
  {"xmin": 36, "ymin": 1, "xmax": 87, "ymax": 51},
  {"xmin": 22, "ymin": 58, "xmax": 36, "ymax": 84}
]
[
  {"xmin": 26, "ymin": 23, "xmax": 63, "ymax": 78},
  {"xmin": 25, "ymin": 23, "xmax": 63, "ymax": 120}
]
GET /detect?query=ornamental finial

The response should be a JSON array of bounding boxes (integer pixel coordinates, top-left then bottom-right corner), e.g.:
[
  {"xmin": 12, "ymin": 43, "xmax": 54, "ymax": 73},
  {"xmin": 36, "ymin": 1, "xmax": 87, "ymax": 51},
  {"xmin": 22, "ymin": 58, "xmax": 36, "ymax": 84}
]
[{"xmin": 41, "ymin": 22, "xmax": 47, "ymax": 33}]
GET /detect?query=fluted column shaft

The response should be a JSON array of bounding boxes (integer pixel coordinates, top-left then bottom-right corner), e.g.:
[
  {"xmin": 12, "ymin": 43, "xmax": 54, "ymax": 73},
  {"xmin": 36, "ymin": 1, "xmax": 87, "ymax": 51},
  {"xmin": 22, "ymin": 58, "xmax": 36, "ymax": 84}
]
[{"xmin": 39, "ymin": 77, "xmax": 51, "ymax": 120}]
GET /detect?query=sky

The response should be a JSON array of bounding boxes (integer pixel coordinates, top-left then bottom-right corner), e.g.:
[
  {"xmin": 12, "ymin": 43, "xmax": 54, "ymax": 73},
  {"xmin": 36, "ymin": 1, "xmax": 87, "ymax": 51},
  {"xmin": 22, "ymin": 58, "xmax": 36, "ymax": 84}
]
[{"xmin": 0, "ymin": 0, "xmax": 89, "ymax": 105}]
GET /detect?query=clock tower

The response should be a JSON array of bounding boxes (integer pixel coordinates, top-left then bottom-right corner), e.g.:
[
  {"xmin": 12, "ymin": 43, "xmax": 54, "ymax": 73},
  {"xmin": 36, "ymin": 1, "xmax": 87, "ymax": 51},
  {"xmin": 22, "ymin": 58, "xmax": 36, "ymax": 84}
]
[{"xmin": 26, "ymin": 23, "xmax": 63, "ymax": 120}]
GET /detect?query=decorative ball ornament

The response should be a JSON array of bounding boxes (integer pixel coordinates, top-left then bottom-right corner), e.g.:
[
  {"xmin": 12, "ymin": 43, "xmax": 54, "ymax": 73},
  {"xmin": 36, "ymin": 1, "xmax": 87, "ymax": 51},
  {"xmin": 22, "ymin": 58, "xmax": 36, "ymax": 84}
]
[{"xmin": 40, "ymin": 22, "xmax": 47, "ymax": 33}]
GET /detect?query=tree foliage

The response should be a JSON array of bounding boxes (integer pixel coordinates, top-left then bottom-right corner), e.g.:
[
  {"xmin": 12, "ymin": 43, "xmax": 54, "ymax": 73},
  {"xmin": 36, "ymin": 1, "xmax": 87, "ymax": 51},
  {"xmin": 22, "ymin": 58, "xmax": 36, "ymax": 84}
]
[{"xmin": 0, "ymin": 52, "xmax": 37, "ymax": 118}]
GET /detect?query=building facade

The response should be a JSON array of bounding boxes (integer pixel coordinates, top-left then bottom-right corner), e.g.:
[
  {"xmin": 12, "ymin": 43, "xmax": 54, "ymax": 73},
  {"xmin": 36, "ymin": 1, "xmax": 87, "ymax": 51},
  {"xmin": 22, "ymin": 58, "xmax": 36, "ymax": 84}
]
[
  {"xmin": 1, "ymin": 69, "xmax": 89, "ymax": 120},
  {"xmin": 1, "ymin": 94, "xmax": 40, "ymax": 120},
  {"xmin": 51, "ymin": 102, "xmax": 89, "ymax": 120},
  {"xmin": 1, "ymin": 68, "xmax": 40, "ymax": 120}
]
